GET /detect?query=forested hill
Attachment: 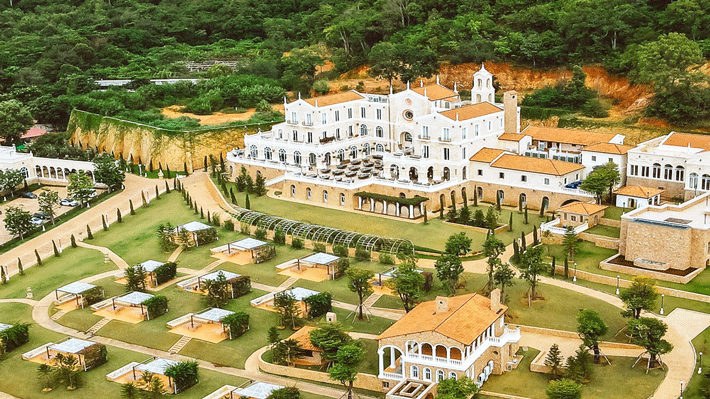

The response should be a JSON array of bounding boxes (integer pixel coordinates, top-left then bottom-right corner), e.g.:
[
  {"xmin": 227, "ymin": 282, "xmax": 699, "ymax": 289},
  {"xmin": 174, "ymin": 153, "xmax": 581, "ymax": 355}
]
[{"xmin": 2, "ymin": 0, "xmax": 710, "ymax": 130}]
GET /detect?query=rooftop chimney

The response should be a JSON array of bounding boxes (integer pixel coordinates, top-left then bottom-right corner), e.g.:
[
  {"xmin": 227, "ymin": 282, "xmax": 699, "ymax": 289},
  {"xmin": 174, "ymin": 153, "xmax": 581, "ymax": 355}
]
[
  {"xmin": 490, "ymin": 288, "xmax": 501, "ymax": 311},
  {"xmin": 435, "ymin": 296, "xmax": 449, "ymax": 314}
]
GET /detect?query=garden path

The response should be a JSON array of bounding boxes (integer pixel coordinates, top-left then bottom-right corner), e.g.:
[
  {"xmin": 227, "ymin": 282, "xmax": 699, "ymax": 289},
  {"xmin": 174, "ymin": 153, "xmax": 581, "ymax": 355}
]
[{"xmin": 76, "ymin": 241, "xmax": 129, "ymax": 269}]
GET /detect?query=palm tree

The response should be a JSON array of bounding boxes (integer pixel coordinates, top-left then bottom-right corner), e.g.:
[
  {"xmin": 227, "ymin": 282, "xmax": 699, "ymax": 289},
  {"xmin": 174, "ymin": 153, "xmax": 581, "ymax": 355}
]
[
  {"xmin": 121, "ymin": 382, "xmax": 139, "ymax": 399},
  {"xmin": 37, "ymin": 364, "xmax": 53, "ymax": 391}
]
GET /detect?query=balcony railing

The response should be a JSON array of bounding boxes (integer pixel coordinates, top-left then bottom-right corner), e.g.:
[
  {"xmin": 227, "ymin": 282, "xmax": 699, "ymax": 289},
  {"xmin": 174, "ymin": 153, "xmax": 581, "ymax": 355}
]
[
  {"xmin": 438, "ymin": 137, "xmax": 451, "ymax": 142},
  {"xmin": 381, "ymin": 372, "xmax": 404, "ymax": 380},
  {"xmin": 286, "ymin": 120, "xmax": 298, "ymax": 126},
  {"xmin": 302, "ymin": 121, "xmax": 313, "ymax": 126}
]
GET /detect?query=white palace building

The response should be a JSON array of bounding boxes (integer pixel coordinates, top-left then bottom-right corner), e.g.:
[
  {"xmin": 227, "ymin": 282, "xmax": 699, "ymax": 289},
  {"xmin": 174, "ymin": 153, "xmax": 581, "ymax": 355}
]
[{"xmin": 227, "ymin": 65, "xmax": 625, "ymax": 218}]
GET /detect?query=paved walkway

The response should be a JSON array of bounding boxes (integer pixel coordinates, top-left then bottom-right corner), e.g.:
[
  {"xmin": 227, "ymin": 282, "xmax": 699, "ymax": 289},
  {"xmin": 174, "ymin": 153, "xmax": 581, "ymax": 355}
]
[{"xmin": 77, "ymin": 241, "xmax": 129, "ymax": 269}]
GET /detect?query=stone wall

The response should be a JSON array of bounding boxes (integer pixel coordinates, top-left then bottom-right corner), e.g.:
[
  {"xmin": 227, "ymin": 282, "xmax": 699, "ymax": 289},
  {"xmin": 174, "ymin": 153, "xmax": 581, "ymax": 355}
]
[
  {"xmin": 578, "ymin": 233, "xmax": 619, "ymax": 250},
  {"xmin": 622, "ymin": 219, "xmax": 693, "ymax": 270},
  {"xmin": 626, "ymin": 176, "xmax": 684, "ymax": 199},
  {"xmin": 599, "ymin": 257, "xmax": 703, "ymax": 284},
  {"xmin": 599, "ymin": 218, "xmax": 620, "ymax": 228},
  {"xmin": 472, "ymin": 182, "xmax": 591, "ymax": 212},
  {"xmin": 68, "ymin": 109, "xmax": 275, "ymax": 171}
]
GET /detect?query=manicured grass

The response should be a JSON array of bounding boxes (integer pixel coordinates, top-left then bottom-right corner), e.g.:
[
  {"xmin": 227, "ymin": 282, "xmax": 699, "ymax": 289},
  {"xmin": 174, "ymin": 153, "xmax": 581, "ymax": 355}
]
[
  {"xmin": 603, "ymin": 206, "xmax": 625, "ymax": 220},
  {"xmin": 685, "ymin": 326, "xmax": 710, "ymax": 398},
  {"xmin": 482, "ymin": 348, "xmax": 664, "ymax": 399},
  {"xmin": 231, "ymin": 184, "xmax": 546, "ymax": 252},
  {"xmin": 90, "ymin": 191, "xmax": 197, "ymax": 266},
  {"xmin": 545, "ymin": 241, "xmax": 710, "ymax": 296},
  {"xmin": 311, "ymin": 307, "xmax": 395, "ymax": 336},
  {"xmin": 358, "ymin": 339, "xmax": 379, "ymax": 375},
  {"xmin": 373, "ymin": 293, "xmax": 403, "ymax": 310},
  {"xmin": 293, "ymin": 262, "xmax": 393, "ymax": 305},
  {"xmin": 0, "ymin": 246, "xmax": 112, "ymax": 299},
  {"xmin": 585, "ymin": 224, "xmax": 620, "ymax": 238}
]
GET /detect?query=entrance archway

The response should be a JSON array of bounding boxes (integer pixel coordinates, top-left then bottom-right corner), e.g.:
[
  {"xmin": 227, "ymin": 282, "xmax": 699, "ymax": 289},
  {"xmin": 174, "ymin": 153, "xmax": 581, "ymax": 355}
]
[
  {"xmin": 409, "ymin": 167, "xmax": 418, "ymax": 182},
  {"xmin": 443, "ymin": 167, "xmax": 450, "ymax": 181}
]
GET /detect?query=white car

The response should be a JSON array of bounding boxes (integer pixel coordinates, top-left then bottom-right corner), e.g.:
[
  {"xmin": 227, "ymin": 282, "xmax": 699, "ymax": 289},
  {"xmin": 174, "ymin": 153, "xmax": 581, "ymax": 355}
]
[
  {"xmin": 29, "ymin": 217, "xmax": 45, "ymax": 226},
  {"xmin": 60, "ymin": 198, "xmax": 78, "ymax": 207}
]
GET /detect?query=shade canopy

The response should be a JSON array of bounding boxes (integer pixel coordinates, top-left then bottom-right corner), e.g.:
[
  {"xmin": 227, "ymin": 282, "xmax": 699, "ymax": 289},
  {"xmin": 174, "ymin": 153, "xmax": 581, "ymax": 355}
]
[
  {"xmin": 56, "ymin": 281, "xmax": 96, "ymax": 295},
  {"xmin": 195, "ymin": 308, "xmax": 234, "ymax": 322},
  {"xmin": 136, "ymin": 358, "xmax": 178, "ymax": 375},
  {"xmin": 231, "ymin": 238, "xmax": 267, "ymax": 250},
  {"xmin": 116, "ymin": 291, "xmax": 154, "ymax": 305},
  {"xmin": 233, "ymin": 382, "xmax": 284, "ymax": 399},
  {"xmin": 301, "ymin": 252, "xmax": 340, "ymax": 265},
  {"xmin": 199, "ymin": 270, "xmax": 240, "ymax": 282},
  {"xmin": 138, "ymin": 260, "xmax": 165, "ymax": 272},
  {"xmin": 283, "ymin": 287, "xmax": 320, "ymax": 301},
  {"xmin": 50, "ymin": 338, "xmax": 95, "ymax": 354},
  {"xmin": 178, "ymin": 221, "xmax": 213, "ymax": 232}
]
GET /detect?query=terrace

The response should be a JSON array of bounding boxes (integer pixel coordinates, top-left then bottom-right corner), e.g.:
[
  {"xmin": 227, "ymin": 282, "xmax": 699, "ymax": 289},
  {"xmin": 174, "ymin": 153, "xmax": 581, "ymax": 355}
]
[
  {"xmin": 91, "ymin": 291, "xmax": 155, "ymax": 323},
  {"xmin": 167, "ymin": 308, "xmax": 235, "ymax": 343}
]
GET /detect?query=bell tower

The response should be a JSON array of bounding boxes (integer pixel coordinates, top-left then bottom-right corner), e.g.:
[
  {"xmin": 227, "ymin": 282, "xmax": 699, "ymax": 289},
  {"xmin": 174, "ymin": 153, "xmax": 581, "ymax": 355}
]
[{"xmin": 471, "ymin": 63, "xmax": 494, "ymax": 104}]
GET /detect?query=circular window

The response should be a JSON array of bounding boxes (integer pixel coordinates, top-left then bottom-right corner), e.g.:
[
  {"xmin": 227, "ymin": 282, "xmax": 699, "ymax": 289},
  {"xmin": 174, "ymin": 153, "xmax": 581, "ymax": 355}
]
[{"xmin": 403, "ymin": 110, "xmax": 414, "ymax": 120}]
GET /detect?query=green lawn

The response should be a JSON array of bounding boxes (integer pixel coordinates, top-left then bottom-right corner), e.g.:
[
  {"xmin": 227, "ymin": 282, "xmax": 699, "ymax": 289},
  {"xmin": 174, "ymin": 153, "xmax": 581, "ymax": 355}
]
[
  {"xmin": 545, "ymin": 241, "xmax": 710, "ymax": 296},
  {"xmin": 0, "ymin": 246, "xmax": 113, "ymax": 300},
  {"xmin": 585, "ymin": 224, "xmax": 620, "ymax": 238},
  {"xmin": 218, "ymin": 244, "xmax": 312, "ymax": 286},
  {"xmin": 603, "ymin": 206, "xmax": 625, "ymax": 220},
  {"xmin": 0, "ymin": 303, "xmax": 253, "ymax": 399},
  {"xmin": 230, "ymin": 183, "xmax": 546, "ymax": 252},
  {"xmin": 482, "ymin": 348, "xmax": 665, "ymax": 399},
  {"xmin": 685, "ymin": 326, "xmax": 710, "ymax": 398}
]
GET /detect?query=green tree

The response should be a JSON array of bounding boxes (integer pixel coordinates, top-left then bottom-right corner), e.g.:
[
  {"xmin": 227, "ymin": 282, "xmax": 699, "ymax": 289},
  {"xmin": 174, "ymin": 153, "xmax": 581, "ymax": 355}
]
[
  {"xmin": 267, "ymin": 387, "xmax": 302, "ymax": 399},
  {"xmin": 576, "ymin": 309, "xmax": 608, "ymax": 364},
  {"xmin": 581, "ymin": 162, "xmax": 620, "ymax": 204},
  {"xmin": 67, "ymin": 171, "xmax": 94, "ymax": 206},
  {"xmin": 37, "ymin": 189, "xmax": 60, "ymax": 224},
  {"xmin": 52, "ymin": 353, "xmax": 81, "ymax": 390},
  {"xmin": 436, "ymin": 376, "xmax": 479, "ymax": 399},
  {"xmin": 345, "ymin": 268, "xmax": 374, "ymax": 320},
  {"xmin": 0, "ymin": 169, "xmax": 26, "ymax": 197},
  {"xmin": 483, "ymin": 234, "xmax": 505, "ymax": 291},
  {"xmin": 628, "ymin": 317, "xmax": 673, "ymax": 369},
  {"xmin": 254, "ymin": 173, "xmax": 267, "ymax": 196},
  {"xmin": 485, "ymin": 206, "xmax": 499, "ymax": 231},
  {"xmin": 281, "ymin": 48, "xmax": 324, "ymax": 92},
  {"xmin": 565, "ymin": 344, "xmax": 592, "ymax": 383},
  {"xmin": 4, "ymin": 206, "xmax": 33, "ymax": 240},
  {"xmin": 386, "ymin": 260, "xmax": 424, "ymax": 312},
  {"xmin": 493, "ymin": 262, "xmax": 516, "ymax": 300},
  {"xmin": 124, "ymin": 266, "xmax": 147, "ymax": 292},
  {"xmin": 562, "ymin": 227, "xmax": 579, "ymax": 260},
  {"xmin": 544, "ymin": 343, "xmax": 565, "ymax": 380},
  {"xmin": 546, "ymin": 378, "xmax": 582, "ymax": 399},
  {"xmin": 202, "ymin": 271, "xmax": 230, "ymax": 308},
  {"xmin": 445, "ymin": 232, "xmax": 472, "ymax": 256},
  {"xmin": 519, "ymin": 245, "xmax": 546, "ymax": 300},
  {"xmin": 37, "ymin": 364, "xmax": 53, "ymax": 391},
  {"xmin": 0, "ymin": 100, "xmax": 33, "ymax": 144},
  {"xmin": 328, "ymin": 343, "xmax": 364, "ymax": 399},
  {"xmin": 619, "ymin": 276, "xmax": 658, "ymax": 319},
  {"xmin": 309, "ymin": 323, "xmax": 352, "ymax": 364},
  {"xmin": 435, "ymin": 253, "xmax": 464, "ymax": 296},
  {"xmin": 274, "ymin": 291, "xmax": 301, "ymax": 329},
  {"xmin": 93, "ymin": 154, "xmax": 125, "ymax": 192}
]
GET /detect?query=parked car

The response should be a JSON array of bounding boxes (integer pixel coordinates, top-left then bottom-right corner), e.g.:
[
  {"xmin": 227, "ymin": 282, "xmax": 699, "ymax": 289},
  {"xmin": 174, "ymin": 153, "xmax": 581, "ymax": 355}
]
[
  {"xmin": 60, "ymin": 198, "xmax": 78, "ymax": 207},
  {"xmin": 88, "ymin": 190, "xmax": 98, "ymax": 198},
  {"xmin": 33, "ymin": 212, "xmax": 50, "ymax": 220},
  {"xmin": 21, "ymin": 192, "xmax": 37, "ymax": 199},
  {"xmin": 29, "ymin": 217, "xmax": 44, "ymax": 226}
]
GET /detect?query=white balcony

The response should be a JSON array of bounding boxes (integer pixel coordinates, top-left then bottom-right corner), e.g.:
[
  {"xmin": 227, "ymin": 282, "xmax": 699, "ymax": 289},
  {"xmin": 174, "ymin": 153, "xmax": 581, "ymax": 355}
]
[{"xmin": 380, "ymin": 371, "xmax": 404, "ymax": 380}]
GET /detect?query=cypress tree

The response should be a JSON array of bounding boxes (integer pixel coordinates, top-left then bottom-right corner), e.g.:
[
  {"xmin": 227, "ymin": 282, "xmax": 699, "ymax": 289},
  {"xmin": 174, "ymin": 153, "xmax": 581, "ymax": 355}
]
[
  {"xmin": 70, "ymin": 235, "xmax": 77, "ymax": 248},
  {"xmin": 166, "ymin": 165, "xmax": 171, "ymax": 179},
  {"xmin": 207, "ymin": 211, "xmax": 211, "ymax": 223},
  {"xmin": 521, "ymin": 231, "xmax": 526, "ymax": 251},
  {"xmin": 564, "ymin": 257, "xmax": 570, "ymax": 279},
  {"xmin": 220, "ymin": 152, "xmax": 225, "ymax": 172},
  {"xmin": 524, "ymin": 205, "xmax": 529, "ymax": 224},
  {"xmin": 129, "ymin": 199, "xmax": 135, "ymax": 215},
  {"xmin": 204, "ymin": 155, "xmax": 208, "ymax": 172},
  {"xmin": 551, "ymin": 256, "xmax": 556, "ymax": 276},
  {"xmin": 509, "ymin": 213, "xmax": 513, "ymax": 232},
  {"xmin": 519, "ymin": 199, "xmax": 523, "ymax": 212},
  {"xmin": 165, "ymin": 181, "xmax": 170, "ymax": 193},
  {"xmin": 496, "ymin": 194, "xmax": 501, "ymax": 211},
  {"xmin": 473, "ymin": 187, "xmax": 478, "ymax": 207},
  {"xmin": 423, "ymin": 205, "xmax": 428, "ymax": 223},
  {"xmin": 35, "ymin": 249, "xmax": 43, "ymax": 265},
  {"xmin": 87, "ymin": 224, "xmax": 93, "ymax": 239},
  {"xmin": 117, "ymin": 208, "xmax": 122, "ymax": 223},
  {"xmin": 141, "ymin": 191, "xmax": 147, "ymax": 207},
  {"xmin": 221, "ymin": 182, "xmax": 228, "ymax": 196},
  {"xmin": 149, "ymin": 160, "xmax": 154, "ymax": 172},
  {"xmin": 245, "ymin": 193, "xmax": 251, "ymax": 209},
  {"xmin": 1, "ymin": 267, "xmax": 6, "ymax": 285},
  {"xmin": 230, "ymin": 188, "xmax": 237, "ymax": 205},
  {"xmin": 17, "ymin": 258, "xmax": 23, "ymax": 275},
  {"xmin": 512, "ymin": 240, "xmax": 520, "ymax": 264},
  {"xmin": 194, "ymin": 201, "xmax": 199, "ymax": 214},
  {"xmin": 200, "ymin": 207, "xmax": 204, "ymax": 219},
  {"xmin": 184, "ymin": 162, "xmax": 189, "ymax": 176},
  {"xmin": 189, "ymin": 196, "xmax": 193, "ymax": 209},
  {"xmin": 463, "ymin": 194, "xmax": 468, "ymax": 209},
  {"xmin": 52, "ymin": 240, "xmax": 60, "ymax": 257},
  {"xmin": 533, "ymin": 225, "xmax": 539, "ymax": 245},
  {"xmin": 102, "ymin": 214, "xmax": 109, "ymax": 231},
  {"xmin": 451, "ymin": 196, "xmax": 457, "ymax": 214},
  {"xmin": 439, "ymin": 204, "xmax": 444, "ymax": 219},
  {"xmin": 155, "ymin": 185, "xmax": 160, "ymax": 199}
]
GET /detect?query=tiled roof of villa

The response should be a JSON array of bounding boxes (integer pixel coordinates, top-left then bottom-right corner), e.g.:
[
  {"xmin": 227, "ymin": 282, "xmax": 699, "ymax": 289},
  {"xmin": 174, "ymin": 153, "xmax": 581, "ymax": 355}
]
[
  {"xmin": 557, "ymin": 201, "xmax": 607, "ymax": 216},
  {"xmin": 411, "ymin": 84, "xmax": 459, "ymax": 101},
  {"xmin": 376, "ymin": 294, "xmax": 506, "ymax": 345},
  {"xmin": 661, "ymin": 132, "xmax": 710, "ymax": 151},
  {"xmin": 439, "ymin": 103, "xmax": 502, "ymax": 121},
  {"xmin": 614, "ymin": 185, "xmax": 664, "ymax": 198},
  {"xmin": 302, "ymin": 91, "xmax": 365, "ymax": 107},
  {"xmin": 287, "ymin": 326, "xmax": 321, "ymax": 352},
  {"xmin": 523, "ymin": 125, "xmax": 616, "ymax": 146},
  {"xmin": 581, "ymin": 143, "xmax": 634, "ymax": 155},
  {"xmin": 498, "ymin": 133, "xmax": 527, "ymax": 141},
  {"xmin": 491, "ymin": 154, "xmax": 585, "ymax": 176},
  {"xmin": 469, "ymin": 148, "xmax": 506, "ymax": 163}
]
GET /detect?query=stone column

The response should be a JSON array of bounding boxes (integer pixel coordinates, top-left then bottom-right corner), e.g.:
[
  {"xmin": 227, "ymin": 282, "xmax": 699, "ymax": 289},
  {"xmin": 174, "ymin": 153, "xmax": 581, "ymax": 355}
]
[
  {"xmin": 390, "ymin": 347, "xmax": 396, "ymax": 369},
  {"xmin": 409, "ymin": 205, "xmax": 414, "ymax": 219},
  {"xmin": 383, "ymin": 200, "xmax": 388, "ymax": 214},
  {"xmin": 396, "ymin": 206, "xmax": 400, "ymax": 217},
  {"xmin": 378, "ymin": 349, "xmax": 384, "ymax": 375},
  {"xmin": 370, "ymin": 198, "xmax": 375, "ymax": 212},
  {"xmin": 358, "ymin": 197, "xmax": 363, "ymax": 210}
]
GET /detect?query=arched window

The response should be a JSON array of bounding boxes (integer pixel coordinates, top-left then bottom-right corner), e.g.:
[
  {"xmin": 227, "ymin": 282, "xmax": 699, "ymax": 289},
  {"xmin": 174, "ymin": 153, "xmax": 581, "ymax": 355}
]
[
  {"xmin": 664, "ymin": 164, "xmax": 673, "ymax": 180},
  {"xmin": 477, "ymin": 187, "xmax": 483, "ymax": 199},
  {"xmin": 20, "ymin": 167, "xmax": 28, "ymax": 178},
  {"xmin": 350, "ymin": 146, "xmax": 357, "ymax": 159},
  {"xmin": 462, "ymin": 166, "xmax": 467, "ymax": 180},
  {"xmin": 423, "ymin": 368, "xmax": 432, "ymax": 381},
  {"xmin": 309, "ymin": 153, "xmax": 316, "ymax": 165},
  {"xmin": 690, "ymin": 173, "xmax": 699, "ymax": 189},
  {"xmin": 376, "ymin": 144, "xmax": 384, "ymax": 152},
  {"xmin": 363, "ymin": 143, "xmax": 370, "ymax": 156},
  {"xmin": 449, "ymin": 372, "xmax": 458, "ymax": 380},
  {"xmin": 497, "ymin": 190, "xmax": 505, "ymax": 201},
  {"xmin": 323, "ymin": 190, "xmax": 328, "ymax": 202},
  {"xmin": 360, "ymin": 125, "xmax": 368, "ymax": 136},
  {"xmin": 477, "ymin": 78, "xmax": 482, "ymax": 88},
  {"xmin": 290, "ymin": 185, "xmax": 296, "ymax": 197},
  {"xmin": 279, "ymin": 149, "xmax": 287, "ymax": 163},
  {"xmin": 443, "ymin": 167, "xmax": 450, "ymax": 181},
  {"xmin": 277, "ymin": 129, "xmax": 283, "ymax": 139},
  {"xmin": 404, "ymin": 133, "xmax": 412, "ymax": 142},
  {"xmin": 676, "ymin": 166, "xmax": 684, "ymax": 181},
  {"xmin": 338, "ymin": 149, "xmax": 345, "ymax": 161},
  {"xmin": 652, "ymin": 163, "xmax": 661, "ymax": 179},
  {"xmin": 436, "ymin": 370, "xmax": 445, "ymax": 382},
  {"xmin": 411, "ymin": 366, "xmax": 419, "ymax": 380},
  {"xmin": 702, "ymin": 174, "xmax": 710, "ymax": 191},
  {"xmin": 340, "ymin": 193, "xmax": 345, "ymax": 205},
  {"xmin": 307, "ymin": 188, "xmax": 312, "ymax": 200},
  {"xmin": 376, "ymin": 126, "xmax": 383, "ymax": 138},
  {"xmin": 294, "ymin": 151, "xmax": 302, "ymax": 165},
  {"xmin": 264, "ymin": 147, "xmax": 272, "ymax": 160},
  {"xmin": 250, "ymin": 145, "xmax": 258, "ymax": 158},
  {"xmin": 486, "ymin": 78, "xmax": 491, "ymax": 88}
]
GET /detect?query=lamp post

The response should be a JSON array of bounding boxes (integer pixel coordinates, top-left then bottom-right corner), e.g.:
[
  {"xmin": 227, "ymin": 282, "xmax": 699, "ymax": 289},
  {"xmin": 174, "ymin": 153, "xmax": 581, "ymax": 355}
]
[
  {"xmin": 680, "ymin": 380, "xmax": 684, "ymax": 399},
  {"xmin": 700, "ymin": 352, "xmax": 703, "ymax": 375},
  {"xmin": 661, "ymin": 294, "xmax": 665, "ymax": 315},
  {"xmin": 616, "ymin": 275, "xmax": 620, "ymax": 295},
  {"xmin": 573, "ymin": 262, "xmax": 577, "ymax": 282}
]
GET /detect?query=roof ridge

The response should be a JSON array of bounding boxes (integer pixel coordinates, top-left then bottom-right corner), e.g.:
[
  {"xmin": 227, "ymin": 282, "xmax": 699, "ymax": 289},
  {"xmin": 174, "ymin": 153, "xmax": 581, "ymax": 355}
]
[{"xmin": 432, "ymin": 294, "xmax": 477, "ymax": 335}]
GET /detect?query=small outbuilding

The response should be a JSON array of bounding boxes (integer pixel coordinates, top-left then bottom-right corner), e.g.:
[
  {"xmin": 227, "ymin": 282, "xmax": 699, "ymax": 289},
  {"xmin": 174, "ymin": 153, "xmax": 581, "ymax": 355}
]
[
  {"xmin": 286, "ymin": 326, "xmax": 326, "ymax": 366},
  {"xmin": 615, "ymin": 185, "xmax": 663, "ymax": 209},
  {"xmin": 250, "ymin": 287, "xmax": 320, "ymax": 315},
  {"xmin": 91, "ymin": 291, "xmax": 156, "ymax": 323},
  {"xmin": 54, "ymin": 281, "xmax": 101, "ymax": 310},
  {"xmin": 167, "ymin": 308, "xmax": 236, "ymax": 343},
  {"xmin": 201, "ymin": 381, "xmax": 284, "ymax": 399},
  {"xmin": 106, "ymin": 357, "xmax": 179, "ymax": 394},
  {"xmin": 211, "ymin": 238, "xmax": 275, "ymax": 264},
  {"xmin": 22, "ymin": 338, "xmax": 107, "ymax": 371},
  {"xmin": 556, "ymin": 201, "xmax": 608, "ymax": 228},
  {"xmin": 177, "ymin": 270, "xmax": 251, "ymax": 299},
  {"xmin": 278, "ymin": 252, "xmax": 343, "ymax": 281},
  {"xmin": 173, "ymin": 221, "xmax": 218, "ymax": 247}
]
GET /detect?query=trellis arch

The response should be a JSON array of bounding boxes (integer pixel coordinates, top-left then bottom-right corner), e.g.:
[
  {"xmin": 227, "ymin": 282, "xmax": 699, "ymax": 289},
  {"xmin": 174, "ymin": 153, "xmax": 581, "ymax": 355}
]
[
  {"xmin": 240, "ymin": 211, "xmax": 266, "ymax": 226},
  {"xmin": 257, "ymin": 216, "xmax": 283, "ymax": 231},
  {"xmin": 292, "ymin": 224, "xmax": 319, "ymax": 239},
  {"xmin": 273, "ymin": 219, "xmax": 301, "ymax": 234}
]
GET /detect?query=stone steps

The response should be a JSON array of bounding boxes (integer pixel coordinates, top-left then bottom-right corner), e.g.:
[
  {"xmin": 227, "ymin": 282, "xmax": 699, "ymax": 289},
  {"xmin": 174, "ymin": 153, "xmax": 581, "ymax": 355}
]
[
  {"xmin": 168, "ymin": 336, "xmax": 192, "ymax": 354},
  {"xmin": 278, "ymin": 276, "xmax": 299, "ymax": 289},
  {"xmin": 50, "ymin": 310, "xmax": 68, "ymax": 321},
  {"xmin": 87, "ymin": 317, "xmax": 111, "ymax": 334},
  {"xmin": 363, "ymin": 293, "xmax": 382, "ymax": 308}
]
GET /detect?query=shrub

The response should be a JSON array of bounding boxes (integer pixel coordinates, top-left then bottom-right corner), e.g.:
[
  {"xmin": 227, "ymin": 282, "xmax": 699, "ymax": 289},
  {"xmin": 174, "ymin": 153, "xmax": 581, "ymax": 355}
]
[
  {"xmin": 223, "ymin": 219, "xmax": 234, "ymax": 231},
  {"xmin": 291, "ymin": 238, "xmax": 304, "ymax": 249},
  {"xmin": 254, "ymin": 227, "xmax": 267, "ymax": 239},
  {"xmin": 141, "ymin": 295, "xmax": 168, "ymax": 320},
  {"xmin": 222, "ymin": 312, "xmax": 250, "ymax": 339},
  {"xmin": 231, "ymin": 275, "xmax": 252, "ymax": 297},
  {"xmin": 313, "ymin": 80, "xmax": 330, "ymax": 95},
  {"xmin": 164, "ymin": 361, "xmax": 199, "ymax": 393},
  {"xmin": 379, "ymin": 253, "xmax": 395, "ymax": 265},
  {"xmin": 274, "ymin": 230, "xmax": 286, "ymax": 244},
  {"xmin": 240, "ymin": 222, "xmax": 251, "ymax": 235},
  {"xmin": 0, "ymin": 323, "xmax": 30, "ymax": 354},
  {"xmin": 333, "ymin": 245, "xmax": 348, "ymax": 257},
  {"xmin": 83, "ymin": 286, "xmax": 105, "ymax": 306},
  {"xmin": 355, "ymin": 247, "xmax": 370, "ymax": 262},
  {"xmin": 211, "ymin": 213, "xmax": 220, "ymax": 227},
  {"xmin": 581, "ymin": 98, "xmax": 609, "ymax": 118},
  {"xmin": 194, "ymin": 227, "xmax": 218, "ymax": 245},
  {"xmin": 154, "ymin": 262, "xmax": 177, "ymax": 285},
  {"xmin": 335, "ymin": 258, "xmax": 350, "ymax": 278},
  {"xmin": 79, "ymin": 343, "xmax": 108, "ymax": 371},
  {"xmin": 303, "ymin": 292, "xmax": 333, "ymax": 318},
  {"xmin": 313, "ymin": 242, "xmax": 326, "ymax": 253}
]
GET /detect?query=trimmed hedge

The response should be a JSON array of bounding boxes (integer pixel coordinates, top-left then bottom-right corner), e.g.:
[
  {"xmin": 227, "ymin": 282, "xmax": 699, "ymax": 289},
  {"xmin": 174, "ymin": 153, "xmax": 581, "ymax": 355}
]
[
  {"xmin": 0, "ymin": 323, "xmax": 30, "ymax": 354},
  {"xmin": 304, "ymin": 292, "xmax": 332, "ymax": 318},
  {"xmin": 354, "ymin": 192, "xmax": 428, "ymax": 206},
  {"xmin": 79, "ymin": 343, "xmax": 108, "ymax": 370},
  {"xmin": 222, "ymin": 312, "xmax": 250, "ymax": 338},
  {"xmin": 230, "ymin": 275, "xmax": 252, "ymax": 298},
  {"xmin": 142, "ymin": 295, "xmax": 168, "ymax": 320},
  {"xmin": 154, "ymin": 262, "xmax": 177, "ymax": 285}
]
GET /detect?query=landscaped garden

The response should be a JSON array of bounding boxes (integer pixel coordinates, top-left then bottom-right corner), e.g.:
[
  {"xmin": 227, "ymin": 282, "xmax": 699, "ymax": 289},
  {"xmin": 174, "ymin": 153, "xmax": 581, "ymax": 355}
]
[{"xmin": 585, "ymin": 224, "xmax": 620, "ymax": 238}]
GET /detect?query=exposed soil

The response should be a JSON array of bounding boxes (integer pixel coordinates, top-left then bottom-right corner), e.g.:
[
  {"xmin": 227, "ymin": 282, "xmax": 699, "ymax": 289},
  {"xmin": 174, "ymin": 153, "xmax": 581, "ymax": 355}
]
[{"xmin": 161, "ymin": 104, "xmax": 286, "ymax": 126}]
